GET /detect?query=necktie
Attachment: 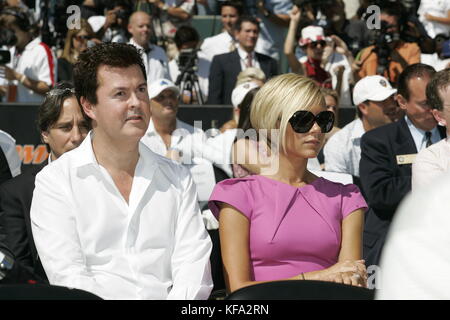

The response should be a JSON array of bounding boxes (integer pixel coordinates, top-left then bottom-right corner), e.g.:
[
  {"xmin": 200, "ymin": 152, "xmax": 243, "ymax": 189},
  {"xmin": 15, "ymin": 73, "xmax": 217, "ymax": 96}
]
[
  {"xmin": 425, "ymin": 131, "xmax": 432, "ymax": 148},
  {"xmin": 246, "ymin": 54, "xmax": 252, "ymax": 68}
]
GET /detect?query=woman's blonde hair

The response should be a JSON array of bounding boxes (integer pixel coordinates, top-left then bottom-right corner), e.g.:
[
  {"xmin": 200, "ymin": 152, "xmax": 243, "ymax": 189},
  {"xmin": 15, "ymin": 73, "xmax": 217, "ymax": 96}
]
[
  {"xmin": 61, "ymin": 19, "xmax": 95, "ymax": 64},
  {"xmin": 250, "ymin": 73, "xmax": 324, "ymax": 153}
]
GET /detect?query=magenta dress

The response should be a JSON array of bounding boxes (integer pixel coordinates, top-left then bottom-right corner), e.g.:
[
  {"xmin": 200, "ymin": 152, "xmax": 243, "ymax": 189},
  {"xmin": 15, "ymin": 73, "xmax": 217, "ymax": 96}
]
[{"xmin": 208, "ymin": 175, "xmax": 367, "ymax": 281}]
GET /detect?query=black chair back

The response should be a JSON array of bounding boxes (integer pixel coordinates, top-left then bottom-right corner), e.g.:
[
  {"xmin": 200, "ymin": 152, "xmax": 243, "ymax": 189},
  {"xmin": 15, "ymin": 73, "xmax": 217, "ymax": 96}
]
[
  {"xmin": 225, "ymin": 280, "xmax": 374, "ymax": 300},
  {"xmin": 0, "ymin": 284, "xmax": 102, "ymax": 300}
]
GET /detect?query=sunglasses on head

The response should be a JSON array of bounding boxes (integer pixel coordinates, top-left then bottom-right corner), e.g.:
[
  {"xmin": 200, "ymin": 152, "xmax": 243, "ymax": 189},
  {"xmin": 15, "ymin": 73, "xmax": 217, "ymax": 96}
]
[{"xmin": 289, "ymin": 110, "xmax": 335, "ymax": 134}]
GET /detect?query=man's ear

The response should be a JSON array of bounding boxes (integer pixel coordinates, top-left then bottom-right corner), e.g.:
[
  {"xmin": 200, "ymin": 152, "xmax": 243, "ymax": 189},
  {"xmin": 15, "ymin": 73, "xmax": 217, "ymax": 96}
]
[
  {"xmin": 358, "ymin": 102, "xmax": 369, "ymax": 117},
  {"xmin": 432, "ymin": 109, "xmax": 446, "ymax": 127},
  {"xmin": 81, "ymin": 96, "xmax": 96, "ymax": 121},
  {"xmin": 396, "ymin": 94, "xmax": 407, "ymax": 111}
]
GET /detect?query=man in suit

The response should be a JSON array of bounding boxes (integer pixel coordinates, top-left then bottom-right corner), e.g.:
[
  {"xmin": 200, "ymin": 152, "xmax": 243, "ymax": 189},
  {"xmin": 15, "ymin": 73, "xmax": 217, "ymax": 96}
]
[
  {"xmin": 360, "ymin": 63, "xmax": 445, "ymax": 269},
  {"xmin": 0, "ymin": 82, "xmax": 90, "ymax": 282},
  {"xmin": 207, "ymin": 15, "xmax": 278, "ymax": 105}
]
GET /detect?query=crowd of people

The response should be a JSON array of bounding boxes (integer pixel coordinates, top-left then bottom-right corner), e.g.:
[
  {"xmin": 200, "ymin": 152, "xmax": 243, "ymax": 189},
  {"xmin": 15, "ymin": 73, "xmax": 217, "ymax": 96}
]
[{"xmin": 0, "ymin": 0, "xmax": 450, "ymax": 300}]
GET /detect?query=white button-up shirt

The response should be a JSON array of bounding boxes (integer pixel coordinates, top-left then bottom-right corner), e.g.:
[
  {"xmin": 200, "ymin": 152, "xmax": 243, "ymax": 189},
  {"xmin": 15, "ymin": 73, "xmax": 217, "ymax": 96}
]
[
  {"xmin": 324, "ymin": 118, "xmax": 365, "ymax": 177},
  {"xmin": 128, "ymin": 38, "xmax": 171, "ymax": 83},
  {"xmin": 30, "ymin": 132, "xmax": 213, "ymax": 300}
]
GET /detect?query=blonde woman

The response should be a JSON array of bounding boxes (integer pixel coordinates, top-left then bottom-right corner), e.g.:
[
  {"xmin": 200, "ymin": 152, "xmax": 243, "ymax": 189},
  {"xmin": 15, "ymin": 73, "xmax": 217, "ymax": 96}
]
[
  {"xmin": 208, "ymin": 74, "xmax": 368, "ymax": 293},
  {"xmin": 58, "ymin": 19, "xmax": 100, "ymax": 82}
]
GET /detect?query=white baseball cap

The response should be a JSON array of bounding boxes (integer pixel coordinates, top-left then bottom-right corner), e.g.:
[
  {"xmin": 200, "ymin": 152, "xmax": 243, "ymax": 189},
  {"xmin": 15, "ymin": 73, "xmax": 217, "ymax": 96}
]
[
  {"xmin": 353, "ymin": 75, "xmax": 397, "ymax": 106},
  {"xmin": 148, "ymin": 79, "xmax": 180, "ymax": 100},
  {"xmin": 231, "ymin": 81, "xmax": 260, "ymax": 108},
  {"xmin": 299, "ymin": 26, "xmax": 325, "ymax": 46}
]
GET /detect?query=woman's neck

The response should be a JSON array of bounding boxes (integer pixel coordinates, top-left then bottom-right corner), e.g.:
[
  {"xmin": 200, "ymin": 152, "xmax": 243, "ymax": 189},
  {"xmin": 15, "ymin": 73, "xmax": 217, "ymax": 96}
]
[{"xmin": 263, "ymin": 150, "xmax": 312, "ymax": 186}]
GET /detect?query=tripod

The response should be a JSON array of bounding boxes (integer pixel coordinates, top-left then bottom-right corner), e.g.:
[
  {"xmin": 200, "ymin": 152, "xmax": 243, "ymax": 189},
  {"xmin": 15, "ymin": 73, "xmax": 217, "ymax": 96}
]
[{"xmin": 175, "ymin": 65, "xmax": 205, "ymax": 105}]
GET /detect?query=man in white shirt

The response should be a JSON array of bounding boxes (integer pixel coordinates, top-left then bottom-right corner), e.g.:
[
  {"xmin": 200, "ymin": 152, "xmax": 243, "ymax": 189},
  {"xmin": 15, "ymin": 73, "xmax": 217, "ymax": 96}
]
[
  {"xmin": 200, "ymin": 0, "xmax": 243, "ymax": 63},
  {"xmin": 412, "ymin": 69, "xmax": 450, "ymax": 190},
  {"xmin": 418, "ymin": 0, "xmax": 450, "ymax": 39},
  {"xmin": 141, "ymin": 78, "xmax": 204, "ymax": 157},
  {"xmin": 376, "ymin": 171, "xmax": 450, "ymax": 299},
  {"xmin": 127, "ymin": 11, "xmax": 171, "ymax": 83},
  {"xmin": 30, "ymin": 43, "xmax": 213, "ymax": 300},
  {"xmin": 0, "ymin": 8, "xmax": 56, "ymax": 103},
  {"xmin": 324, "ymin": 75, "xmax": 398, "ymax": 177}
]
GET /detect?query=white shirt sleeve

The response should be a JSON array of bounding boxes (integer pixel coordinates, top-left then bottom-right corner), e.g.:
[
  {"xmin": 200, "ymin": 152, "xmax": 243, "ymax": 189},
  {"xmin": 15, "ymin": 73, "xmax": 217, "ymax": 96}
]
[
  {"xmin": 377, "ymin": 175, "xmax": 450, "ymax": 299},
  {"xmin": 167, "ymin": 165, "xmax": 213, "ymax": 300},
  {"xmin": 323, "ymin": 133, "xmax": 350, "ymax": 174},
  {"xmin": 411, "ymin": 147, "xmax": 442, "ymax": 192},
  {"xmin": 30, "ymin": 165, "xmax": 110, "ymax": 299}
]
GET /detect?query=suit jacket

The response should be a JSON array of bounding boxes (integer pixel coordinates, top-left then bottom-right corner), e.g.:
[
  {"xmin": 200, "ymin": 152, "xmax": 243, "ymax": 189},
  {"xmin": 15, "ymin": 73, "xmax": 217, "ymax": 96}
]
[
  {"xmin": 207, "ymin": 50, "xmax": 278, "ymax": 105},
  {"xmin": 0, "ymin": 162, "xmax": 47, "ymax": 282},
  {"xmin": 359, "ymin": 118, "xmax": 446, "ymax": 267}
]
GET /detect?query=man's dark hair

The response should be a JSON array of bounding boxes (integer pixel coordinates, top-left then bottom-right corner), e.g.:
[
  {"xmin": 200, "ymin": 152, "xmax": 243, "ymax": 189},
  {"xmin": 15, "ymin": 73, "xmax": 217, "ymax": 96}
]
[
  {"xmin": 397, "ymin": 63, "xmax": 436, "ymax": 101},
  {"xmin": 73, "ymin": 43, "xmax": 146, "ymax": 105},
  {"xmin": 426, "ymin": 69, "xmax": 450, "ymax": 111},
  {"xmin": 380, "ymin": 1, "xmax": 404, "ymax": 21},
  {"xmin": 234, "ymin": 15, "xmax": 260, "ymax": 32},
  {"xmin": 174, "ymin": 26, "xmax": 199, "ymax": 49},
  {"xmin": 220, "ymin": 0, "xmax": 244, "ymax": 16},
  {"xmin": 38, "ymin": 81, "xmax": 92, "ymax": 149}
]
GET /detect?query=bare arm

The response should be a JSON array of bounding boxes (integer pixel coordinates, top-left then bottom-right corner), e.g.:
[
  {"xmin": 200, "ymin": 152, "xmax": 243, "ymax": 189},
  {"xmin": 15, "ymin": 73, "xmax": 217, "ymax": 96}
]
[
  {"xmin": 284, "ymin": 5, "xmax": 304, "ymax": 75},
  {"xmin": 257, "ymin": 0, "xmax": 290, "ymax": 27},
  {"xmin": 150, "ymin": 0, "xmax": 191, "ymax": 21},
  {"xmin": 3, "ymin": 66, "xmax": 50, "ymax": 96},
  {"xmin": 425, "ymin": 10, "xmax": 450, "ymax": 25}
]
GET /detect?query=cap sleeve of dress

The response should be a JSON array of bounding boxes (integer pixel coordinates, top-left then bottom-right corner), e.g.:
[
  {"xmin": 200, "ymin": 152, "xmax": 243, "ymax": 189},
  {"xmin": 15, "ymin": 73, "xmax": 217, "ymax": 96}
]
[
  {"xmin": 341, "ymin": 183, "xmax": 368, "ymax": 219},
  {"xmin": 208, "ymin": 178, "xmax": 253, "ymax": 220}
]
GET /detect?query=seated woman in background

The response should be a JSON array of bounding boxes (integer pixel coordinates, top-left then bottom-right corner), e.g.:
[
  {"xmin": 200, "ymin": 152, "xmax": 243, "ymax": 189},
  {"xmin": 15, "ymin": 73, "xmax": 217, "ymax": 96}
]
[
  {"xmin": 58, "ymin": 19, "xmax": 100, "ymax": 82},
  {"xmin": 208, "ymin": 74, "xmax": 368, "ymax": 293},
  {"xmin": 0, "ymin": 82, "xmax": 91, "ymax": 283},
  {"xmin": 318, "ymin": 87, "xmax": 341, "ymax": 167}
]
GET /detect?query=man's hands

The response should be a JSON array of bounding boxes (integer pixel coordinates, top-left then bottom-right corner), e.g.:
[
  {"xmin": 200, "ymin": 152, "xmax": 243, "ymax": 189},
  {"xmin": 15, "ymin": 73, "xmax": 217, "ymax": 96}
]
[{"xmin": 0, "ymin": 65, "xmax": 20, "ymax": 82}]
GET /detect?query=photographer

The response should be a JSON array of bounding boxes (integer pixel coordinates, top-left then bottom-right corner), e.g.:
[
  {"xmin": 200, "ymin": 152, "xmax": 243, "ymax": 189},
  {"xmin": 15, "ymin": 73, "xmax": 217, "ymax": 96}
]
[
  {"xmin": 0, "ymin": 7, "xmax": 56, "ymax": 103},
  {"xmin": 169, "ymin": 25, "xmax": 209, "ymax": 104},
  {"xmin": 88, "ymin": 0, "xmax": 131, "ymax": 43},
  {"xmin": 355, "ymin": 3, "xmax": 420, "ymax": 85},
  {"xmin": 135, "ymin": 0, "xmax": 196, "ymax": 46}
]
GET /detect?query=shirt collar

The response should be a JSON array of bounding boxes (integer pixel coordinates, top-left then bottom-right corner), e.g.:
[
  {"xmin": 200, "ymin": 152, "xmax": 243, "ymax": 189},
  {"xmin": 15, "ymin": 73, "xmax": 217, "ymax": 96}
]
[
  {"xmin": 405, "ymin": 115, "xmax": 439, "ymax": 150},
  {"xmin": 71, "ymin": 130, "xmax": 160, "ymax": 170},
  {"xmin": 129, "ymin": 38, "xmax": 153, "ymax": 52},
  {"xmin": 23, "ymin": 37, "xmax": 41, "ymax": 52},
  {"xmin": 237, "ymin": 46, "xmax": 254, "ymax": 60}
]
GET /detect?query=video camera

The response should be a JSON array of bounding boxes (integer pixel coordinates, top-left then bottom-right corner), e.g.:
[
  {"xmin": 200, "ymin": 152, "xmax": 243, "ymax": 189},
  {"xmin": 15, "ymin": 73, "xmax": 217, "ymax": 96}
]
[
  {"xmin": 372, "ymin": 20, "xmax": 399, "ymax": 75},
  {"xmin": 0, "ymin": 27, "xmax": 15, "ymax": 65},
  {"xmin": 178, "ymin": 48, "xmax": 199, "ymax": 73}
]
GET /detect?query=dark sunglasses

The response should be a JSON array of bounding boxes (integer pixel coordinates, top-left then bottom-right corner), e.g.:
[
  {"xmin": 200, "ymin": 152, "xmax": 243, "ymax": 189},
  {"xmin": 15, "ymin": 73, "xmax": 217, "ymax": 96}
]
[
  {"xmin": 75, "ymin": 35, "xmax": 90, "ymax": 41},
  {"xmin": 289, "ymin": 110, "xmax": 335, "ymax": 133},
  {"xmin": 308, "ymin": 40, "xmax": 326, "ymax": 48}
]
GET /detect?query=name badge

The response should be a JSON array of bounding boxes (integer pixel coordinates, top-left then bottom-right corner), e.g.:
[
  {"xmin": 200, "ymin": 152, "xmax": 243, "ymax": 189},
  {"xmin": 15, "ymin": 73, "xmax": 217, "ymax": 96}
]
[{"xmin": 396, "ymin": 154, "xmax": 416, "ymax": 165}]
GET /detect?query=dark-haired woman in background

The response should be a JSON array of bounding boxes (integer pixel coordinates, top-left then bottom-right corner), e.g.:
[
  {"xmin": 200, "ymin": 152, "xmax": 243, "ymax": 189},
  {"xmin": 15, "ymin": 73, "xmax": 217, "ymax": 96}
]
[{"xmin": 0, "ymin": 82, "xmax": 91, "ymax": 282}]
